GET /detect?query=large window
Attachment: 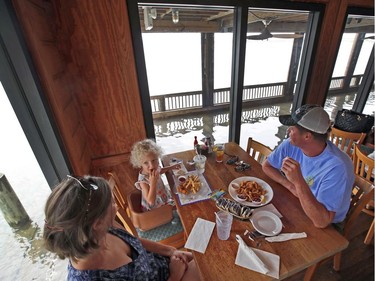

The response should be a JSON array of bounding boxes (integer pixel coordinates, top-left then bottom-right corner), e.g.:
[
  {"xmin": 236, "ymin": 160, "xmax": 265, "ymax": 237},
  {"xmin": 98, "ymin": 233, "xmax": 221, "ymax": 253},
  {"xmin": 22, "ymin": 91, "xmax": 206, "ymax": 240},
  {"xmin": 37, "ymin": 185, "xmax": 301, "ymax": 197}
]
[
  {"xmin": 138, "ymin": 4, "xmax": 235, "ymax": 151},
  {"xmin": 239, "ymin": 8, "xmax": 310, "ymax": 149},
  {"xmin": 324, "ymin": 14, "xmax": 374, "ymax": 119},
  {"xmin": 131, "ymin": 2, "xmax": 373, "ymax": 153}
]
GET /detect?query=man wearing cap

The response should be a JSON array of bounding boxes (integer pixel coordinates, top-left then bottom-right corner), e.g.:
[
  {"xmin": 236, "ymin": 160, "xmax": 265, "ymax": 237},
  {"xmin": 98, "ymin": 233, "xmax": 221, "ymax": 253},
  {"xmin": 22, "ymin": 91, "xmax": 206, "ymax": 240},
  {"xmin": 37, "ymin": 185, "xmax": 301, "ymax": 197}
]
[{"xmin": 262, "ymin": 104, "xmax": 354, "ymax": 228}]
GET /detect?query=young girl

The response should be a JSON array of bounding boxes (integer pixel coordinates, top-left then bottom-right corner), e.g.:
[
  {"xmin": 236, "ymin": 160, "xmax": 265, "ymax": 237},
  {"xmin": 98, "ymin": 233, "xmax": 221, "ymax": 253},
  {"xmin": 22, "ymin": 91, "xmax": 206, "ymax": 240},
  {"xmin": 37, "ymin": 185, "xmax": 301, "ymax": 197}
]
[{"xmin": 130, "ymin": 139, "xmax": 181, "ymax": 211}]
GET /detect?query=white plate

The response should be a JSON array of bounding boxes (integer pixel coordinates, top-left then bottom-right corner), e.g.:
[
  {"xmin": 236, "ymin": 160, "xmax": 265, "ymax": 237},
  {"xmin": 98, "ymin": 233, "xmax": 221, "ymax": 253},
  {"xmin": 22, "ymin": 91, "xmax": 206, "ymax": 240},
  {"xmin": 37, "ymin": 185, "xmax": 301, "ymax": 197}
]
[
  {"xmin": 250, "ymin": 210, "xmax": 282, "ymax": 236},
  {"xmin": 228, "ymin": 176, "xmax": 273, "ymax": 207}
]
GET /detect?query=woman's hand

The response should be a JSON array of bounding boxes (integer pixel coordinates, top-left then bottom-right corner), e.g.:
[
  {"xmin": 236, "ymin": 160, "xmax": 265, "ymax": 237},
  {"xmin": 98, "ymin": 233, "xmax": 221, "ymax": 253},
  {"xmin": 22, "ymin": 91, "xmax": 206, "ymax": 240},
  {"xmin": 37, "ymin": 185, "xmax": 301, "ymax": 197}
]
[
  {"xmin": 171, "ymin": 250, "xmax": 192, "ymax": 264},
  {"xmin": 168, "ymin": 255, "xmax": 187, "ymax": 281}
]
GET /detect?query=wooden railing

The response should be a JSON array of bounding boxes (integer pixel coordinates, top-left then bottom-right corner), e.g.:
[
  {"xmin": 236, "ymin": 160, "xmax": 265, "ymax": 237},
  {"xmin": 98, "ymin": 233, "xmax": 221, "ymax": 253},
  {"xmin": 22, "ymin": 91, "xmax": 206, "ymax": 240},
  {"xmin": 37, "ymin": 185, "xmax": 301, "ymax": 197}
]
[
  {"xmin": 150, "ymin": 75, "xmax": 363, "ymax": 115},
  {"xmin": 153, "ymin": 105, "xmax": 282, "ymax": 136}
]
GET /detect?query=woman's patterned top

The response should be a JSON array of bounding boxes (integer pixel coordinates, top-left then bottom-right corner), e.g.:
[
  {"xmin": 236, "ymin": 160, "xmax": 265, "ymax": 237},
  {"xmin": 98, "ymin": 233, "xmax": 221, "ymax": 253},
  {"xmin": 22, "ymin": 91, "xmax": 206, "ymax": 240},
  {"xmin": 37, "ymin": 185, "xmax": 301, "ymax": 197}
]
[{"xmin": 67, "ymin": 228, "xmax": 170, "ymax": 280}]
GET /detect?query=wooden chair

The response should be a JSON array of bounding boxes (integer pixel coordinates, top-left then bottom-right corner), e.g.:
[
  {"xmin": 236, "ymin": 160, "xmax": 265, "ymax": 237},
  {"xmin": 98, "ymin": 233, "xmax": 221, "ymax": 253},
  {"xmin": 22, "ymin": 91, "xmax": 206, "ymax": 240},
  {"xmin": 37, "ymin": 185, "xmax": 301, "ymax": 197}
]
[
  {"xmin": 352, "ymin": 144, "xmax": 374, "ymax": 245},
  {"xmin": 329, "ymin": 127, "xmax": 366, "ymax": 158},
  {"xmin": 246, "ymin": 137, "xmax": 273, "ymax": 164},
  {"xmin": 107, "ymin": 172, "xmax": 185, "ymax": 248},
  {"xmin": 107, "ymin": 173, "xmax": 139, "ymax": 237},
  {"xmin": 352, "ymin": 144, "xmax": 374, "ymax": 183},
  {"xmin": 108, "ymin": 171, "xmax": 174, "ymax": 231},
  {"xmin": 362, "ymin": 202, "xmax": 374, "ymax": 245},
  {"xmin": 304, "ymin": 175, "xmax": 374, "ymax": 280}
]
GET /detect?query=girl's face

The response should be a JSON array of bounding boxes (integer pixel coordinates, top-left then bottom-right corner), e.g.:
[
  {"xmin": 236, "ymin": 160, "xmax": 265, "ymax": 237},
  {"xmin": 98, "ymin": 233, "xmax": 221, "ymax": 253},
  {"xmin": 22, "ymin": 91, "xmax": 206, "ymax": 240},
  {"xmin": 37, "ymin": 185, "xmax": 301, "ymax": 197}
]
[{"xmin": 141, "ymin": 152, "xmax": 159, "ymax": 174}]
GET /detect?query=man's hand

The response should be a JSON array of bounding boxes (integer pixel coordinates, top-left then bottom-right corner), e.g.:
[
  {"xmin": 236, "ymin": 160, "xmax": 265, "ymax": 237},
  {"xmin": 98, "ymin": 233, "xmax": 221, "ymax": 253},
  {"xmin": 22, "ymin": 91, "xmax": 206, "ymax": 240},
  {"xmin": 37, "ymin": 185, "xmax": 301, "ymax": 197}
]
[{"xmin": 281, "ymin": 157, "xmax": 305, "ymax": 187}]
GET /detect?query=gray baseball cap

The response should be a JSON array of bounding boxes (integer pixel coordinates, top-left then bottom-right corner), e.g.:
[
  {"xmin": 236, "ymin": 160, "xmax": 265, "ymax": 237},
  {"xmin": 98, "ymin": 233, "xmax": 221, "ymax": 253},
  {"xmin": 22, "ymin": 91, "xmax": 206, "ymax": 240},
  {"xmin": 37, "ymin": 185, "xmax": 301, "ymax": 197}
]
[{"xmin": 279, "ymin": 104, "xmax": 331, "ymax": 134}]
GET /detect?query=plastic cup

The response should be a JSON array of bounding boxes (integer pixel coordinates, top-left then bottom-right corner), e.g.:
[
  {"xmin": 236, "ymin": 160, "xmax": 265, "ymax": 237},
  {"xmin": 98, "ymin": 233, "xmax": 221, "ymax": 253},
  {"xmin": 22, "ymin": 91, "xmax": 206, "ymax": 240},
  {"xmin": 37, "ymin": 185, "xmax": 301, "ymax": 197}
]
[
  {"xmin": 215, "ymin": 143, "xmax": 225, "ymax": 163},
  {"xmin": 193, "ymin": 155, "xmax": 206, "ymax": 174},
  {"xmin": 215, "ymin": 211, "xmax": 233, "ymax": 240}
]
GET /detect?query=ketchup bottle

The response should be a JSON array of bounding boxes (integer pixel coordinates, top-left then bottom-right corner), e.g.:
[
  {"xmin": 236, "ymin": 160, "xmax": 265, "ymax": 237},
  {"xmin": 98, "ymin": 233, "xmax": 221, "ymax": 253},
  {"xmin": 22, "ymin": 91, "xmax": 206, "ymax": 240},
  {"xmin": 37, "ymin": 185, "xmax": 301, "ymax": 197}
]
[{"xmin": 194, "ymin": 136, "xmax": 198, "ymax": 149}]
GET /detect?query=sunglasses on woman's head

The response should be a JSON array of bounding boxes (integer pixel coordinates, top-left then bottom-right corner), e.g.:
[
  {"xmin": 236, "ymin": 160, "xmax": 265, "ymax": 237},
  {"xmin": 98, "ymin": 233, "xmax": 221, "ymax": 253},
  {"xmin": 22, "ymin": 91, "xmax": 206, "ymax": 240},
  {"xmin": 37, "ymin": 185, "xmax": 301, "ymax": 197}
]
[
  {"xmin": 67, "ymin": 175, "xmax": 99, "ymax": 221},
  {"xmin": 67, "ymin": 175, "xmax": 99, "ymax": 191}
]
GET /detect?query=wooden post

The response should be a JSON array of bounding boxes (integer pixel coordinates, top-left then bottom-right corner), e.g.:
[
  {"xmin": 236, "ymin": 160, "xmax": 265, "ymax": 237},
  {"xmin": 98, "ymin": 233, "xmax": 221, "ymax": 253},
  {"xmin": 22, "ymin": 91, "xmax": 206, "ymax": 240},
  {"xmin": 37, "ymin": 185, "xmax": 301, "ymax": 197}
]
[
  {"xmin": 0, "ymin": 173, "xmax": 30, "ymax": 228},
  {"xmin": 342, "ymin": 33, "xmax": 365, "ymax": 89},
  {"xmin": 285, "ymin": 37, "xmax": 303, "ymax": 97},
  {"xmin": 201, "ymin": 33, "xmax": 214, "ymax": 107}
]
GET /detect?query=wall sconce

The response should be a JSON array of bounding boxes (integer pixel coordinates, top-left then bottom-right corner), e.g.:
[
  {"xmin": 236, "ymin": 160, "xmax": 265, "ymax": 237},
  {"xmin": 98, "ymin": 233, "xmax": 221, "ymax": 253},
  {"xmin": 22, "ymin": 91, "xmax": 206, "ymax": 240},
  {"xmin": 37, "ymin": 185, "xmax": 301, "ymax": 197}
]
[{"xmin": 172, "ymin": 9, "xmax": 179, "ymax": 24}]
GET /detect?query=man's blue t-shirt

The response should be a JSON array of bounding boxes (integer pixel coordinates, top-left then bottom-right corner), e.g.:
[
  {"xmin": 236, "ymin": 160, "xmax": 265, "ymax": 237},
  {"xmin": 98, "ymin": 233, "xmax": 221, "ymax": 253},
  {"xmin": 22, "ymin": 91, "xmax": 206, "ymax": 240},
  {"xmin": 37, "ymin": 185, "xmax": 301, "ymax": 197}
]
[{"xmin": 267, "ymin": 138, "xmax": 354, "ymax": 223}]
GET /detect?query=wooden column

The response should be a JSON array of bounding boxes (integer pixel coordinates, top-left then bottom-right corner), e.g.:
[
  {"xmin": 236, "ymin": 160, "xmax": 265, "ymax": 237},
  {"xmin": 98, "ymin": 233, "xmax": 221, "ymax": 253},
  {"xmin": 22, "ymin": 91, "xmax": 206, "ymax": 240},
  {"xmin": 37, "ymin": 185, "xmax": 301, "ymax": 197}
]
[
  {"xmin": 0, "ymin": 173, "xmax": 30, "ymax": 228},
  {"xmin": 285, "ymin": 37, "xmax": 304, "ymax": 97},
  {"xmin": 201, "ymin": 33, "xmax": 214, "ymax": 107},
  {"xmin": 343, "ymin": 33, "xmax": 365, "ymax": 89}
]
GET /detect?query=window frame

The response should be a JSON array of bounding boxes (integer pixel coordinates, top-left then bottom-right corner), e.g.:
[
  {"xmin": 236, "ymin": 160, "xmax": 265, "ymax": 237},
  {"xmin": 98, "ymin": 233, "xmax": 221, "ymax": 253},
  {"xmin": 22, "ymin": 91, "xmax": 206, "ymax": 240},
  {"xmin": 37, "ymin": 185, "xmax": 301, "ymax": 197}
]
[{"xmin": 127, "ymin": 0, "xmax": 325, "ymax": 142}]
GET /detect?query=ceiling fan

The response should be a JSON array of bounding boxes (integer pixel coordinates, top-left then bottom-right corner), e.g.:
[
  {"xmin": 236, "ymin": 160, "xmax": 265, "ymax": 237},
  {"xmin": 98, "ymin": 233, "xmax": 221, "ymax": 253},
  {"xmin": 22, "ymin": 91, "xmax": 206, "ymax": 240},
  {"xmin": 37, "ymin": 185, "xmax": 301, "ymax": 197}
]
[{"xmin": 246, "ymin": 19, "xmax": 304, "ymax": 41}]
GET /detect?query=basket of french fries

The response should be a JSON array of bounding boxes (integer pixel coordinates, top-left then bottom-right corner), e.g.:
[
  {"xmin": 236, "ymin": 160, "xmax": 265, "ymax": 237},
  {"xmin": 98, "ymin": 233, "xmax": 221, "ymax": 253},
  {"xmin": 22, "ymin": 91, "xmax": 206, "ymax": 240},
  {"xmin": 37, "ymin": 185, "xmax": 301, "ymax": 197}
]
[{"xmin": 177, "ymin": 174, "xmax": 202, "ymax": 195}]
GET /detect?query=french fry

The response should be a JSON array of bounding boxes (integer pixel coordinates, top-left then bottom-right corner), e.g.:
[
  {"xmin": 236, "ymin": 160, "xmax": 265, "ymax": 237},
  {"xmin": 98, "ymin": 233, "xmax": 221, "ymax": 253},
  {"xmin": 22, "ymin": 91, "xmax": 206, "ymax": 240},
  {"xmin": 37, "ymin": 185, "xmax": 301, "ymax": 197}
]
[{"xmin": 177, "ymin": 175, "xmax": 201, "ymax": 195}]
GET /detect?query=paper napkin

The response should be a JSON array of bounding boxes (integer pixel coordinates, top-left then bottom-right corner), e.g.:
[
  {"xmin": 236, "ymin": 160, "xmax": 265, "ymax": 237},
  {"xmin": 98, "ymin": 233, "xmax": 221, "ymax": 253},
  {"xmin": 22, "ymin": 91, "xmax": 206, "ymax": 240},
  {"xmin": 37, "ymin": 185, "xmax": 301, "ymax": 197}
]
[
  {"xmin": 235, "ymin": 235, "xmax": 280, "ymax": 278},
  {"xmin": 184, "ymin": 218, "xmax": 215, "ymax": 253},
  {"xmin": 265, "ymin": 232, "xmax": 307, "ymax": 242}
]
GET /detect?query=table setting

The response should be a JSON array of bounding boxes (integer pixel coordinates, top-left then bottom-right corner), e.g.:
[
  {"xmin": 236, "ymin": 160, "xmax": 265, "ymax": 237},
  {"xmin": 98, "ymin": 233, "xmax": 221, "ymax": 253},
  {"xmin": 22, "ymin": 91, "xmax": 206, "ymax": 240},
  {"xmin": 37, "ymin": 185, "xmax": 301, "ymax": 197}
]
[{"xmin": 162, "ymin": 142, "xmax": 349, "ymax": 281}]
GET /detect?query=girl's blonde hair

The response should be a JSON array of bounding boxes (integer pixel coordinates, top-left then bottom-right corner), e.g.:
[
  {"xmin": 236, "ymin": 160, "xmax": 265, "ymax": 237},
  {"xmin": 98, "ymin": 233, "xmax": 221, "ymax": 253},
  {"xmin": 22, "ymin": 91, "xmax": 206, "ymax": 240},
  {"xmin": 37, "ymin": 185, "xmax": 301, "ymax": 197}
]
[{"xmin": 130, "ymin": 139, "xmax": 164, "ymax": 168}]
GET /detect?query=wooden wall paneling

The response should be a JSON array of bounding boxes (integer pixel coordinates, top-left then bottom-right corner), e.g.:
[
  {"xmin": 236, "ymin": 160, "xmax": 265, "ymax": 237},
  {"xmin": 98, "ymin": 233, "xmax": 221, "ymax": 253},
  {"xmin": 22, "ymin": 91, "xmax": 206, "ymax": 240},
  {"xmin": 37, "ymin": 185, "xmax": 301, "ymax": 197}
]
[
  {"xmin": 91, "ymin": 153, "xmax": 139, "ymax": 195},
  {"xmin": 346, "ymin": 0, "xmax": 374, "ymax": 8},
  {"xmin": 305, "ymin": 0, "xmax": 374, "ymax": 105},
  {"xmin": 304, "ymin": 0, "xmax": 347, "ymax": 105},
  {"xmin": 57, "ymin": 0, "xmax": 147, "ymax": 159},
  {"xmin": 12, "ymin": 0, "xmax": 92, "ymax": 174}
]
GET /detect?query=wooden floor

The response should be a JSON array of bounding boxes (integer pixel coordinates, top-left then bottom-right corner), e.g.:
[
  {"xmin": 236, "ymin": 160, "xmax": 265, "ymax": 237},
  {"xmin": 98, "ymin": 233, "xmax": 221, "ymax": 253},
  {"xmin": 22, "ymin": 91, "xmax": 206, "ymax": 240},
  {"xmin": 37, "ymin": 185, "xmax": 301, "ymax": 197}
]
[{"xmin": 285, "ymin": 211, "xmax": 374, "ymax": 281}]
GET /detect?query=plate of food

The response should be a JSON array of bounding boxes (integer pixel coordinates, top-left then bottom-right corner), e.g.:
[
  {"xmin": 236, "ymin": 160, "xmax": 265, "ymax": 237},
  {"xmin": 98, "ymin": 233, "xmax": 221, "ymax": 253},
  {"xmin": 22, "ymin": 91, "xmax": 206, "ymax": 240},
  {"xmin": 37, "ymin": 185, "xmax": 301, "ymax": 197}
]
[
  {"xmin": 215, "ymin": 197, "xmax": 253, "ymax": 220},
  {"xmin": 228, "ymin": 176, "xmax": 273, "ymax": 207},
  {"xmin": 250, "ymin": 210, "xmax": 282, "ymax": 236}
]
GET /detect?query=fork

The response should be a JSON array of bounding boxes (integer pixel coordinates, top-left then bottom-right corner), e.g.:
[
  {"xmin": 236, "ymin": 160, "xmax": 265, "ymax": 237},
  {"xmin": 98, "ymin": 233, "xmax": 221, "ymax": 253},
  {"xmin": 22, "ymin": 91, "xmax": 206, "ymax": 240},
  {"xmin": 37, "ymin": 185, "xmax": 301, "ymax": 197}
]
[{"xmin": 244, "ymin": 230, "xmax": 265, "ymax": 241}]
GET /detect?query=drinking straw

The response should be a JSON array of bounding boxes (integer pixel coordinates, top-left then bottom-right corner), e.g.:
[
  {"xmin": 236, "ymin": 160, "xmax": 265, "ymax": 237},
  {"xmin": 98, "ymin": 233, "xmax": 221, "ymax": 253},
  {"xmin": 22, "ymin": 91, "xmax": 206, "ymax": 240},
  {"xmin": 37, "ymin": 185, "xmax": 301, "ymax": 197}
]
[{"xmin": 215, "ymin": 212, "xmax": 223, "ymax": 224}]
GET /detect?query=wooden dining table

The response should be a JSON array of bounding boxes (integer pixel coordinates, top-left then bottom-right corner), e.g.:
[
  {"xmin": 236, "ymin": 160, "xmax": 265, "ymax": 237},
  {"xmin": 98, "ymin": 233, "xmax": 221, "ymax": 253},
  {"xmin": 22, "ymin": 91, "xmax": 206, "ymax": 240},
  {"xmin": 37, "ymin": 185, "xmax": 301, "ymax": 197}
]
[{"xmin": 162, "ymin": 142, "xmax": 349, "ymax": 281}]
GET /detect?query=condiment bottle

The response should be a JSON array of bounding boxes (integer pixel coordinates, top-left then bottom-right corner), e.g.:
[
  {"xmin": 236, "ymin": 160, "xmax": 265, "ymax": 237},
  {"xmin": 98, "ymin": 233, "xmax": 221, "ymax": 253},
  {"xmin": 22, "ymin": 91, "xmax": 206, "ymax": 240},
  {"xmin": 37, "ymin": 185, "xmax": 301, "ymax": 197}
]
[
  {"xmin": 194, "ymin": 136, "xmax": 198, "ymax": 149},
  {"xmin": 206, "ymin": 137, "xmax": 212, "ymax": 154}
]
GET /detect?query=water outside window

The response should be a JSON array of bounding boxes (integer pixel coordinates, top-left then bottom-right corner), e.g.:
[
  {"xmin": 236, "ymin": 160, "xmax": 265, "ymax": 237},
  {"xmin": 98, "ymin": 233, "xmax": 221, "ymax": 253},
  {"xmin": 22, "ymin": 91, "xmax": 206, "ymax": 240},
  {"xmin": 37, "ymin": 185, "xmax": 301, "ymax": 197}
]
[{"xmin": 0, "ymin": 83, "xmax": 67, "ymax": 280}]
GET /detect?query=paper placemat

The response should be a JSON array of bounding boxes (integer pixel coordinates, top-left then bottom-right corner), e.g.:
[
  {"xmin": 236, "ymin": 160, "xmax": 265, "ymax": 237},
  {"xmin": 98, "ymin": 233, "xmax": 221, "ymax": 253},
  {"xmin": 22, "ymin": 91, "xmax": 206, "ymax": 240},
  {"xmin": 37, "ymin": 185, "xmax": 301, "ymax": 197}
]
[
  {"xmin": 174, "ymin": 171, "xmax": 212, "ymax": 206},
  {"xmin": 185, "ymin": 218, "xmax": 215, "ymax": 253},
  {"xmin": 169, "ymin": 158, "xmax": 188, "ymax": 177}
]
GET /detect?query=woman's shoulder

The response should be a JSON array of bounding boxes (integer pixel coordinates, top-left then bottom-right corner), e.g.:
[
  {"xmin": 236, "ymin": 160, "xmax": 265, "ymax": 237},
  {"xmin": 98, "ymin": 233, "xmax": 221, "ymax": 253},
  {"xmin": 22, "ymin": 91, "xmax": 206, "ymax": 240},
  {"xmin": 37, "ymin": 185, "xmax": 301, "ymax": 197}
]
[{"xmin": 67, "ymin": 229, "xmax": 141, "ymax": 280}]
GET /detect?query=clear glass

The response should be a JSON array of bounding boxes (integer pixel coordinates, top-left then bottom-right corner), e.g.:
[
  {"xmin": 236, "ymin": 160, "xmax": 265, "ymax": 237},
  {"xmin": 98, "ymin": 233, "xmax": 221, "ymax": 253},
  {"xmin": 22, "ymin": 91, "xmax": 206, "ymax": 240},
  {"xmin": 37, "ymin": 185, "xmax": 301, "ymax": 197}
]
[{"xmin": 215, "ymin": 210, "xmax": 233, "ymax": 240}]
